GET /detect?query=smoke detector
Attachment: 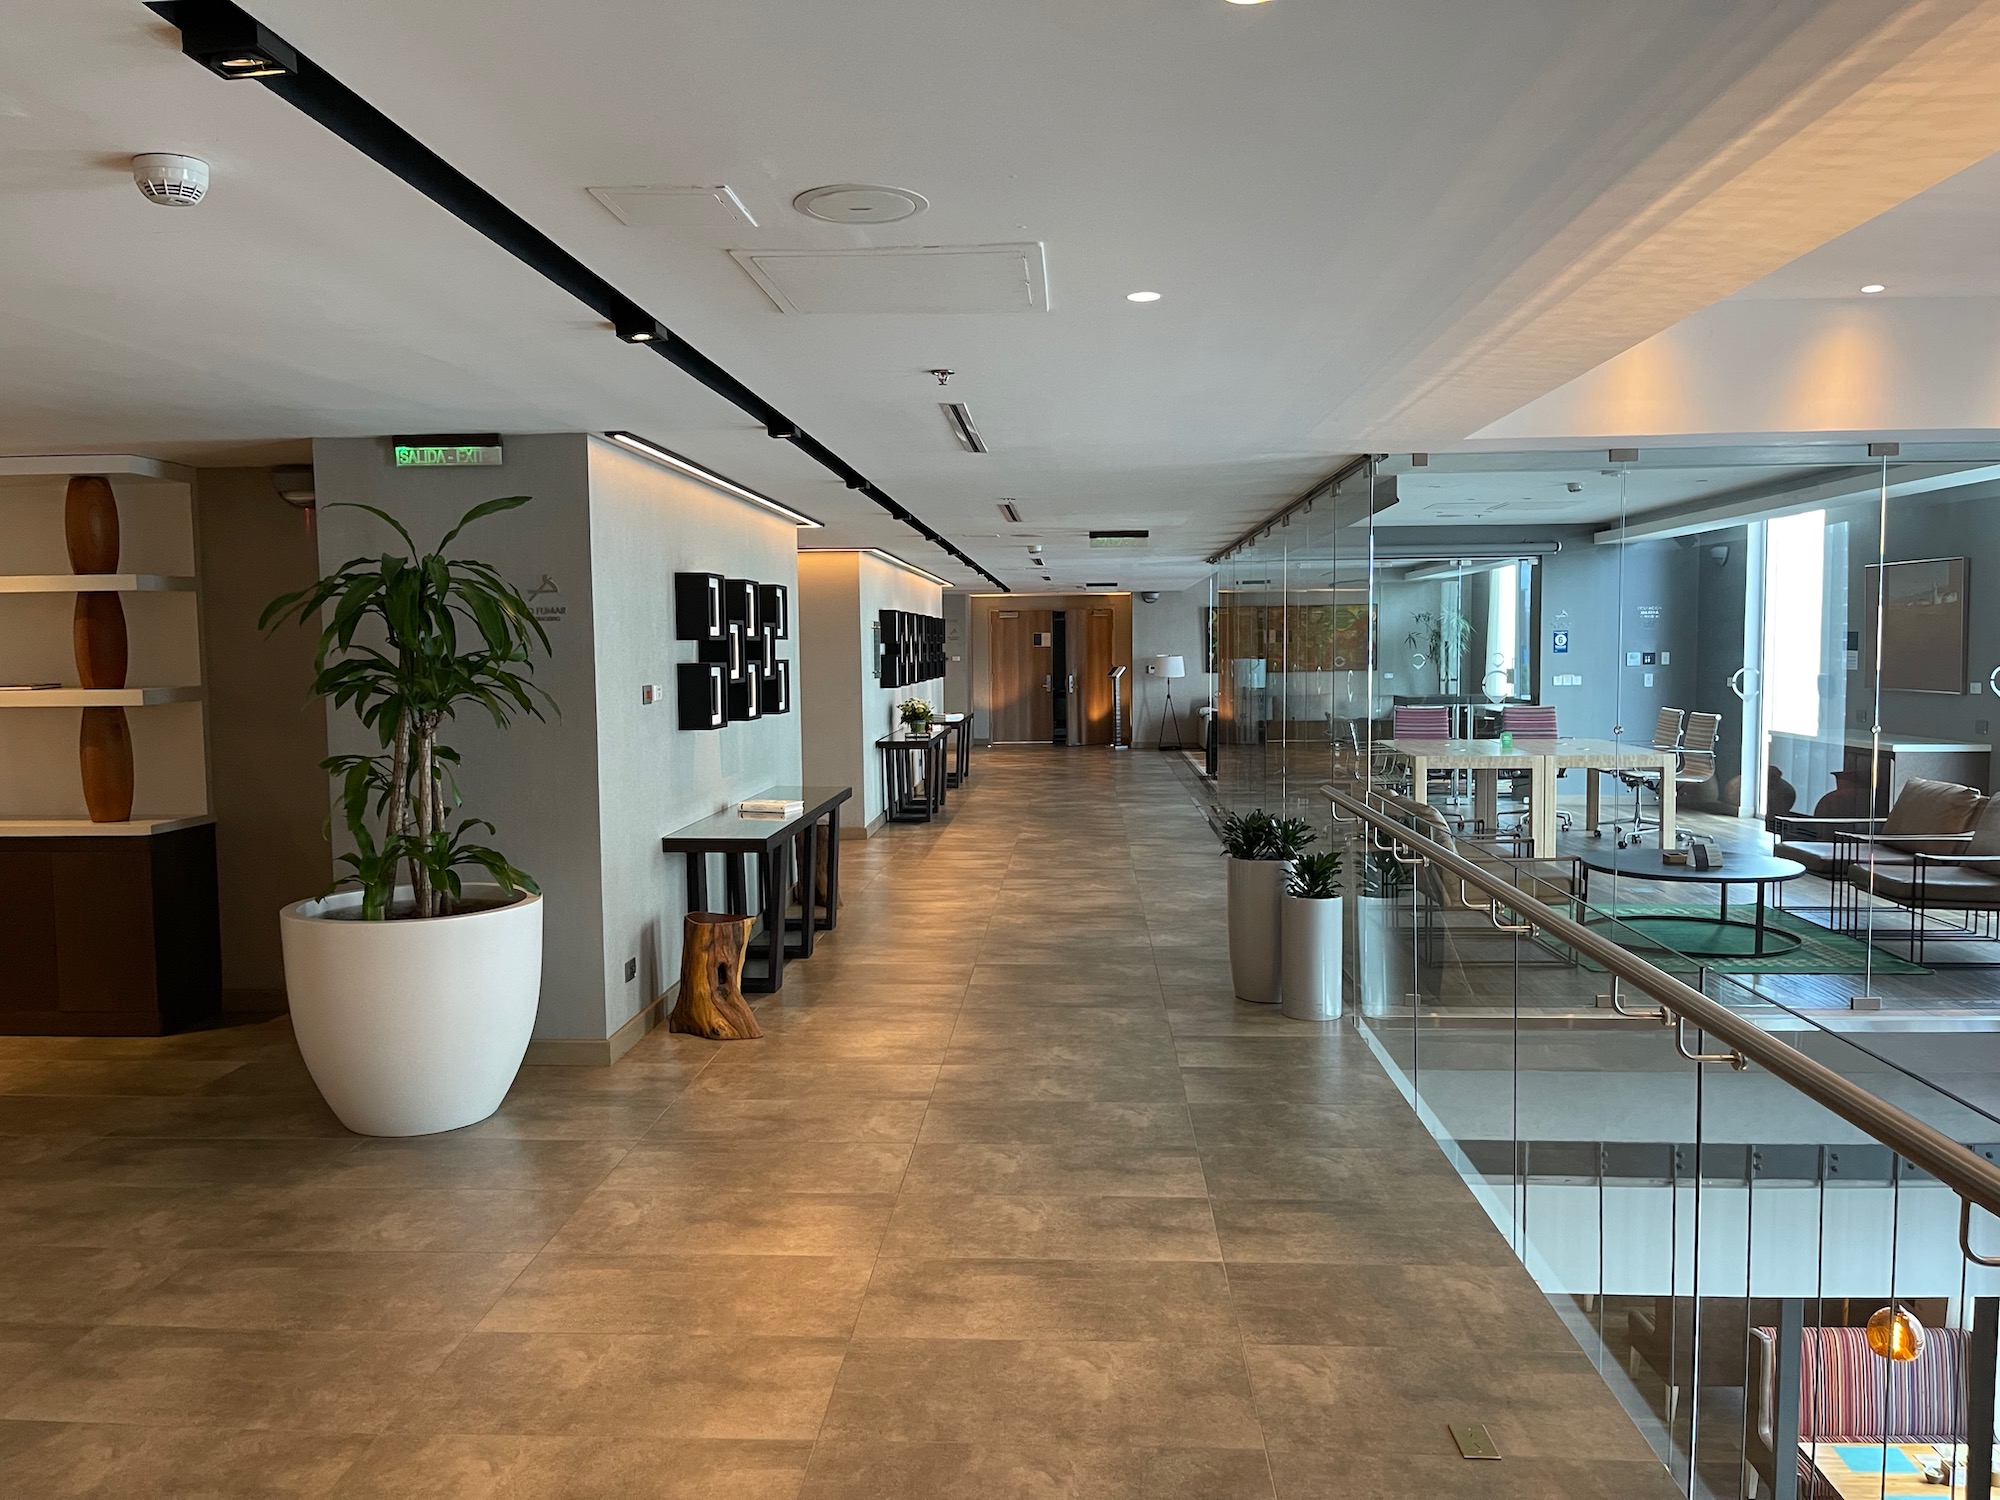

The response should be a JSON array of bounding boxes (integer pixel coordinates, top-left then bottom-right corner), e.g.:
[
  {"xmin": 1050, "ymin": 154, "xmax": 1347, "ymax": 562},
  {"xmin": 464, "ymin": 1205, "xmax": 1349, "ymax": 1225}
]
[{"xmin": 132, "ymin": 153, "xmax": 207, "ymax": 207}]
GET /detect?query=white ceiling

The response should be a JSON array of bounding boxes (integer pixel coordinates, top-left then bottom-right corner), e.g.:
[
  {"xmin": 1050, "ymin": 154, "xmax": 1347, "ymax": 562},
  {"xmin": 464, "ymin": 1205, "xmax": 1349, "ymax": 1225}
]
[
  {"xmin": 1736, "ymin": 151, "xmax": 2000, "ymax": 301},
  {"xmin": 0, "ymin": 0, "xmax": 1986, "ymax": 588}
]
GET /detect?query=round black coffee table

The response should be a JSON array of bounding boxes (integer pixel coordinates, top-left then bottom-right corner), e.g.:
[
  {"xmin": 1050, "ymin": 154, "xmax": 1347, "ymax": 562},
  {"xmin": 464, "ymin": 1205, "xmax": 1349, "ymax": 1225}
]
[{"xmin": 1570, "ymin": 843, "xmax": 1807, "ymax": 958}]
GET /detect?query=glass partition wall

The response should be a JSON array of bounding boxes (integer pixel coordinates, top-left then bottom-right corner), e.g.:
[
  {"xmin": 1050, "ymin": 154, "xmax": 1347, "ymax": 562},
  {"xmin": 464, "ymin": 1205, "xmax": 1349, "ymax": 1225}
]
[{"xmin": 1214, "ymin": 445, "xmax": 2000, "ymax": 1498}]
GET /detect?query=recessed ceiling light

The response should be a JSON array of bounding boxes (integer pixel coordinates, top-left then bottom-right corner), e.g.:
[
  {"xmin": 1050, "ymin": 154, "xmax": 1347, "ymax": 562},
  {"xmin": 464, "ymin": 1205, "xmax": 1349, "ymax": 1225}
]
[
  {"xmin": 1224, "ymin": 0, "xmax": 1273, "ymax": 6},
  {"xmin": 1861, "ymin": 283, "xmax": 1887, "ymax": 294},
  {"xmin": 1126, "ymin": 291, "xmax": 1162, "ymax": 303}
]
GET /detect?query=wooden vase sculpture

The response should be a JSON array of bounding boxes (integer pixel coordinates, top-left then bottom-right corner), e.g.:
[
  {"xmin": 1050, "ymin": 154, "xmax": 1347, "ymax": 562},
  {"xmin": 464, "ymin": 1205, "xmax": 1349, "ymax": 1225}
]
[
  {"xmin": 668, "ymin": 912, "xmax": 762, "ymax": 1039},
  {"xmin": 66, "ymin": 476, "xmax": 133, "ymax": 823}
]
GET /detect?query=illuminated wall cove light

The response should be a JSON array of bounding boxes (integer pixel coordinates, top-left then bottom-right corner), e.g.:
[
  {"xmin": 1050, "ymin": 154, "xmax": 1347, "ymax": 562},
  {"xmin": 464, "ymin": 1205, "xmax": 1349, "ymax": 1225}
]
[{"xmin": 604, "ymin": 432, "xmax": 823, "ymax": 528}]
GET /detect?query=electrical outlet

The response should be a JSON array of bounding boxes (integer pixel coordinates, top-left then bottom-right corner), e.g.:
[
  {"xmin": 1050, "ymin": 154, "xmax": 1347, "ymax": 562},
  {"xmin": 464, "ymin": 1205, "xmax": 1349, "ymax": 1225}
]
[
  {"xmin": 624, "ymin": 957, "xmax": 637, "ymax": 983},
  {"xmin": 1643, "ymin": 672, "xmax": 1654, "ymax": 687}
]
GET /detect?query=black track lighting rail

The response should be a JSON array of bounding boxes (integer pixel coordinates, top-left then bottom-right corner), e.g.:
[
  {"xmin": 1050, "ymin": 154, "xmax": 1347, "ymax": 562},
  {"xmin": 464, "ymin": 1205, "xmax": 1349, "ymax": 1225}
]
[{"xmin": 144, "ymin": 0, "xmax": 1007, "ymax": 592}]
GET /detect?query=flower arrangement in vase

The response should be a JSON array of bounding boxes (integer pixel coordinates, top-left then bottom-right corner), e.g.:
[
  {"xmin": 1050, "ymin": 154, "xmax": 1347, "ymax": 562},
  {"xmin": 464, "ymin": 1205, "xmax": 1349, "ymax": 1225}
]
[{"xmin": 898, "ymin": 697, "xmax": 935, "ymax": 734}]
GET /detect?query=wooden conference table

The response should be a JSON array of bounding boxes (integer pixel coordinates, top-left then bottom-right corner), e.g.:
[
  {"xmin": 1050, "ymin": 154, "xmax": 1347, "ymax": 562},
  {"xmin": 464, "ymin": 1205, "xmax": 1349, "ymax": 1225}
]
[{"xmin": 1376, "ymin": 737, "xmax": 1679, "ymax": 856}]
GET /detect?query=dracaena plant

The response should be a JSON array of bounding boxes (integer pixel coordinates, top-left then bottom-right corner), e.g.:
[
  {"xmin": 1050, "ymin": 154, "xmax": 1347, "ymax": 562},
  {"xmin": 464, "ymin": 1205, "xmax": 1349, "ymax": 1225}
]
[
  {"xmin": 261, "ymin": 497, "xmax": 555, "ymax": 920},
  {"xmin": 1218, "ymin": 809, "xmax": 1319, "ymax": 861},
  {"xmin": 1286, "ymin": 850, "xmax": 1345, "ymax": 900}
]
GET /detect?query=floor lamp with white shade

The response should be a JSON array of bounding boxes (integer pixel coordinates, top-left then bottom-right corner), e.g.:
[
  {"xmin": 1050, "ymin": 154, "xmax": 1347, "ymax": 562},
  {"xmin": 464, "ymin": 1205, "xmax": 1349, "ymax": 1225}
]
[{"xmin": 1149, "ymin": 655, "xmax": 1187, "ymax": 751}]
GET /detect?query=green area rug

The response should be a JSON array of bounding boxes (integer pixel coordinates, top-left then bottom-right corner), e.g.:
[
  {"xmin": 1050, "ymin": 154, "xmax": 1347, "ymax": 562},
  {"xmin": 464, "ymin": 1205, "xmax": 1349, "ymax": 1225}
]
[{"xmin": 1562, "ymin": 902, "xmax": 1929, "ymax": 976}]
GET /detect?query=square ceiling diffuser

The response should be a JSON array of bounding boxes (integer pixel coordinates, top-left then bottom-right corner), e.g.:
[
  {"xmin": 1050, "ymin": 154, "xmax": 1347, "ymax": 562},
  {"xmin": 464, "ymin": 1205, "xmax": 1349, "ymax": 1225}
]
[
  {"xmin": 588, "ymin": 185, "xmax": 758, "ymax": 228},
  {"xmin": 727, "ymin": 243, "xmax": 1051, "ymax": 314}
]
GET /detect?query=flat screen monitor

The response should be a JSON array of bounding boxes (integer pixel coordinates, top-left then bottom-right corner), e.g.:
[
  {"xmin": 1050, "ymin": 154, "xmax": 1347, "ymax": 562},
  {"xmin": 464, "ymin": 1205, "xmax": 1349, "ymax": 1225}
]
[{"xmin": 1865, "ymin": 556, "xmax": 1967, "ymax": 694}]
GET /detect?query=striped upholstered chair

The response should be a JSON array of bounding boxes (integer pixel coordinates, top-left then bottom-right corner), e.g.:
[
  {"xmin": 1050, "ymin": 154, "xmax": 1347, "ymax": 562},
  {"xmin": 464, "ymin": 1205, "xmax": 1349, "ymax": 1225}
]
[{"xmin": 1747, "ymin": 1324, "xmax": 1970, "ymax": 1498}]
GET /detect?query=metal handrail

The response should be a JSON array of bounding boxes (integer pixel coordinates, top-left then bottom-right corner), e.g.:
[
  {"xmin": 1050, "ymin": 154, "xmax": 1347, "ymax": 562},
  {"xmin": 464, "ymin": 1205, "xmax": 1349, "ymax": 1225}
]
[{"xmin": 1323, "ymin": 782, "xmax": 2000, "ymax": 1220}]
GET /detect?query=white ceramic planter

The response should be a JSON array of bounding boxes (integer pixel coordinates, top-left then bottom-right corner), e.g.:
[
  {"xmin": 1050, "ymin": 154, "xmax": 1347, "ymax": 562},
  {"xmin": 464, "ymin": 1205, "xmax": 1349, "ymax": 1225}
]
[
  {"xmin": 1226, "ymin": 857, "xmax": 1290, "ymax": 1003},
  {"xmin": 1280, "ymin": 893, "xmax": 1343, "ymax": 1020},
  {"xmin": 279, "ymin": 886, "xmax": 542, "ymax": 1137}
]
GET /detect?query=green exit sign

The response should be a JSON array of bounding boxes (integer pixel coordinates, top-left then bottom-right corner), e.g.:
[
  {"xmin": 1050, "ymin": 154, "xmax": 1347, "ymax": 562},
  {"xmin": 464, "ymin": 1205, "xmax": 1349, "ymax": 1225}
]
[{"xmin": 391, "ymin": 434, "xmax": 503, "ymax": 468}]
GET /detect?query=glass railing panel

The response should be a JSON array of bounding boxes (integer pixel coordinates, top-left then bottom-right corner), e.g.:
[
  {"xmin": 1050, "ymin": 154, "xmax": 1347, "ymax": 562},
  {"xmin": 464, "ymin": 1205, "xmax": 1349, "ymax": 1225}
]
[{"xmin": 1335, "ymin": 786, "xmax": 2000, "ymax": 1497}]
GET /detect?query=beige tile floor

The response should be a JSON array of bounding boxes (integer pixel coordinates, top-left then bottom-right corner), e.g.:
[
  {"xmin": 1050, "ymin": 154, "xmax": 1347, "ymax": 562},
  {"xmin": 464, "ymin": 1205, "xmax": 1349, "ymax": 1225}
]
[{"xmin": 0, "ymin": 749, "xmax": 1678, "ymax": 1497}]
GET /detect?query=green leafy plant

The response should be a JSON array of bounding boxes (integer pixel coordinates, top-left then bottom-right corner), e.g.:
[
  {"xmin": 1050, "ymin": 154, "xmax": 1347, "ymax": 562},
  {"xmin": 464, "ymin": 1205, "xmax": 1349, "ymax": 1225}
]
[
  {"xmin": 262, "ymin": 497, "xmax": 555, "ymax": 920},
  {"xmin": 1218, "ymin": 809, "xmax": 1318, "ymax": 861},
  {"xmin": 1271, "ymin": 816, "xmax": 1319, "ymax": 860},
  {"xmin": 1405, "ymin": 607, "xmax": 1473, "ymax": 693},
  {"xmin": 1287, "ymin": 850, "xmax": 1345, "ymax": 899},
  {"xmin": 1359, "ymin": 846, "xmax": 1408, "ymax": 898},
  {"xmin": 897, "ymin": 696, "xmax": 934, "ymax": 729},
  {"xmin": 1218, "ymin": 809, "xmax": 1277, "ymax": 859}
]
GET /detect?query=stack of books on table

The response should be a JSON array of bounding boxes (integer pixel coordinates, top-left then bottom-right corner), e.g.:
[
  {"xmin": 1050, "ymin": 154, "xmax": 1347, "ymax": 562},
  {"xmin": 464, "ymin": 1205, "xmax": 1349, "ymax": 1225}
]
[{"xmin": 739, "ymin": 797, "xmax": 804, "ymax": 818}]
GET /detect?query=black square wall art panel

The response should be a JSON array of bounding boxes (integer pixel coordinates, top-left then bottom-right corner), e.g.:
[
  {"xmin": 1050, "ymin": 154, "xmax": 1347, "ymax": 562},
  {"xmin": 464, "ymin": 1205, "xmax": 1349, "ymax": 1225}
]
[
  {"xmin": 674, "ymin": 573, "xmax": 725, "ymax": 642},
  {"xmin": 677, "ymin": 661, "xmax": 727, "ymax": 729}
]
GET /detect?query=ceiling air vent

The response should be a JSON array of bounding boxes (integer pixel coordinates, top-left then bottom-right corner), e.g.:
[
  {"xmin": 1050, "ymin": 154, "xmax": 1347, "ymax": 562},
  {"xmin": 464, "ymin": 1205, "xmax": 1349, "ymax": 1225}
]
[
  {"xmin": 997, "ymin": 500, "xmax": 1022, "ymax": 523},
  {"xmin": 1085, "ymin": 581, "xmax": 1119, "ymax": 589},
  {"xmin": 1089, "ymin": 529, "xmax": 1148, "ymax": 548},
  {"xmin": 942, "ymin": 403, "xmax": 987, "ymax": 454}
]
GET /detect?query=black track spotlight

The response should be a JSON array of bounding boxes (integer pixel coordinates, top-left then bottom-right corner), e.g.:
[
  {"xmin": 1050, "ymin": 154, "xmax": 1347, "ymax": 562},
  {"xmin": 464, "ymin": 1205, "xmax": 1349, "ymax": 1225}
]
[
  {"xmin": 148, "ymin": 1, "xmax": 297, "ymax": 78},
  {"xmin": 766, "ymin": 421, "xmax": 797, "ymax": 440},
  {"xmin": 614, "ymin": 315, "xmax": 664, "ymax": 345}
]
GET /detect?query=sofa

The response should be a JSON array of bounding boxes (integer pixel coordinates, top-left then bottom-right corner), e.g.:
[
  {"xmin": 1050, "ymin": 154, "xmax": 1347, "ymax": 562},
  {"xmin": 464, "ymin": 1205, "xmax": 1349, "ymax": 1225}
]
[
  {"xmin": 1771, "ymin": 778, "xmax": 1987, "ymax": 925},
  {"xmin": 1843, "ymin": 796, "xmax": 2000, "ymax": 962},
  {"xmin": 1747, "ymin": 1323, "xmax": 1969, "ymax": 1498}
]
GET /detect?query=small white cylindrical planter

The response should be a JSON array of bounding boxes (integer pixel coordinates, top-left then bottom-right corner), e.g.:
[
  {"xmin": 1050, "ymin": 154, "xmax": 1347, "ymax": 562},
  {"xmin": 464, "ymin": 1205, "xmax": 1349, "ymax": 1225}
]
[
  {"xmin": 1280, "ymin": 893, "xmax": 1344, "ymax": 1020},
  {"xmin": 1226, "ymin": 857, "xmax": 1290, "ymax": 1004},
  {"xmin": 280, "ymin": 886, "xmax": 542, "ymax": 1137}
]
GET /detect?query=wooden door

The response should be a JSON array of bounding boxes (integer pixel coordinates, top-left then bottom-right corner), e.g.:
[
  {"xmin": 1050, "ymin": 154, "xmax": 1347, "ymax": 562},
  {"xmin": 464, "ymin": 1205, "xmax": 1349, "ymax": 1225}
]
[
  {"xmin": 988, "ymin": 610, "xmax": 1054, "ymax": 742},
  {"xmin": 1080, "ymin": 608, "xmax": 1118, "ymax": 744}
]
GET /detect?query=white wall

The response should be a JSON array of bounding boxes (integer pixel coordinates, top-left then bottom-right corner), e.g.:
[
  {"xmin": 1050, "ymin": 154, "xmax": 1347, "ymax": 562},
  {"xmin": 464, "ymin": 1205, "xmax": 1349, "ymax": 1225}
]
[
  {"xmin": 312, "ymin": 433, "xmax": 803, "ymax": 1048},
  {"xmin": 1132, "ymin": 582, "xmax": 1212, "ymax": 750},
  {"xmin": 587, "ymin": 437, "xmax": 801, "ymax": 1037},
  {"xmin": 313, "ymin": 435, "xmax": 606, "ymax": 1042},
  {"xmin": 1476, "ymin": 295, "xmax": 2000, "ymax": 443},
  {"xmin": 796, "ymin": 551, "xmax": 942, "ymax": 833}
]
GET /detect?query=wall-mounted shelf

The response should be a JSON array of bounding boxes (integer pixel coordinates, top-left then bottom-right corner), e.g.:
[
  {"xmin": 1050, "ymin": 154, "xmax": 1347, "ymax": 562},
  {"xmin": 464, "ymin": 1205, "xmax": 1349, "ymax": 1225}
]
[
  {"xmin": 0, "ymin": 454, "xmax": 195, "ymax": 484},
  {"xmin": 0, "ymin": 574, "xmax": 196, "ymax": 593},
  {"xmin": 0, "ymin": 815, "xmax": 214, "ymax": 837},
  {"xmin": 0, "ymin": 686, "xmax": 203, "ymax": 707}
]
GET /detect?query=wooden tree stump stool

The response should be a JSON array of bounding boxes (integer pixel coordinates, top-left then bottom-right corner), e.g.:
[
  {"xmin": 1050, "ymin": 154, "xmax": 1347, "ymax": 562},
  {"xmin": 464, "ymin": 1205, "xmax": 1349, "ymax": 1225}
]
[{"xmin": 669, "ymin": 912, "xmax": 762, "ymax": 1040}]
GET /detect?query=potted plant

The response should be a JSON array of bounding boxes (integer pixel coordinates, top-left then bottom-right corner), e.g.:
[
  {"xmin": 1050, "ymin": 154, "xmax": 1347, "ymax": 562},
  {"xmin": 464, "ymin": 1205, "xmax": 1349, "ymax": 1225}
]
[
  {"xmin": 1353, "ymin": 846, "xmax": 1411, "ymax": 1011},
  {"xmin": 1220, "ymin": 809, "xmax": 1316, "ymax": 1003},
  {"xmin": 262, "ymin": 497, "xmax": 554, "ymax": 1137},
  {"xmin": 898, "ymin": 696, "xmax": 935, "ymax": 734},
  {"xmin": 1281, "ymin": 850, "xmax": 1345, "ymax": 1020}
]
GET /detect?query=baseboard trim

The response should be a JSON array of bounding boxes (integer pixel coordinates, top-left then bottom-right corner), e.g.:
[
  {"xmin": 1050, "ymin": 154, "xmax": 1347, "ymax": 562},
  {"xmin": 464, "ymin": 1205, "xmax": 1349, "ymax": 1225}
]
[
  {"xmin": 522, "ymin": 983, "xmax": 676, "ymax": 1068},
  {"xmin": 221, "ymin": 987, "xmax": 289, "ymax": 1016},
  {"xmin": 842, "ymin": 813, "xmax": 886, "ymax": 840}
]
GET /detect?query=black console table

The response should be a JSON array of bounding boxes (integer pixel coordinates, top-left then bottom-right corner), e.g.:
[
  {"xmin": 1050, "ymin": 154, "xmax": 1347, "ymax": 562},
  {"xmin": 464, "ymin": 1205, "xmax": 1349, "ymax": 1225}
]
[
  {"xmin": 660, "ymin": 785, "xmax": 851, "ymax": 993},
  {"xmin": 877, "ymin": 728, "xmax": 951, "ymax": 823},
  {"xmin": 936, "ymin": 714, "xmax": 974, "ymax": 788}
]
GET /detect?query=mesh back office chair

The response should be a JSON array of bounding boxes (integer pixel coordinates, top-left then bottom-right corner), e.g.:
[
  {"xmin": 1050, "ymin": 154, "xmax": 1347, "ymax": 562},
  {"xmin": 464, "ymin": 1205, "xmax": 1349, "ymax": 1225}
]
[
  {"xmin": 1386, "ymin": 706, "xmax": 1457, "ymax": 808},
  {"xmin": 1617, "ymin": 708, "xmax": 1686, "ymax": 834},
  {"xmin": 1677, "ymin": 711, "xmax": 1722, "ymax": 797},
  {"xmin": 1499, "ymin": 704, "xmax": 1559, "ymax": 740},
  {"xmin": 1498, "ymin": 704, "xmax": 1567, "ymax": 830}
]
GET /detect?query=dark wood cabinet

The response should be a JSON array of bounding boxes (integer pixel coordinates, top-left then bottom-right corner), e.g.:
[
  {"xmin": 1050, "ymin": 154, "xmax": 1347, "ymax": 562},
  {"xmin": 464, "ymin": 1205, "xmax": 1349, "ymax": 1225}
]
[{"xmin": 0, "ymin": 823, "xmax": 221, "ymax": 1034}]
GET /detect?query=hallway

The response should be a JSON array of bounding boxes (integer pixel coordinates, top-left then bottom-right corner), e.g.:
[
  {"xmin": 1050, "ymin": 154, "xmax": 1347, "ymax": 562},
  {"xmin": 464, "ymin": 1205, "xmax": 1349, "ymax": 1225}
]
[{"xmin": 0, "ymin": 750, "xmax": 1673, "ymax": 1497}]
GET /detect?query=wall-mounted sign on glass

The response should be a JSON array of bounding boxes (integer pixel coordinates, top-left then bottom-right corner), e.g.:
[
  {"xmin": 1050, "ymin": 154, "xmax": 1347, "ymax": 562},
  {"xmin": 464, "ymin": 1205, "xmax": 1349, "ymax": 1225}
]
[{"xmin": 390, "ymin": 434, "xmax": 504, "ymax": 467}]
